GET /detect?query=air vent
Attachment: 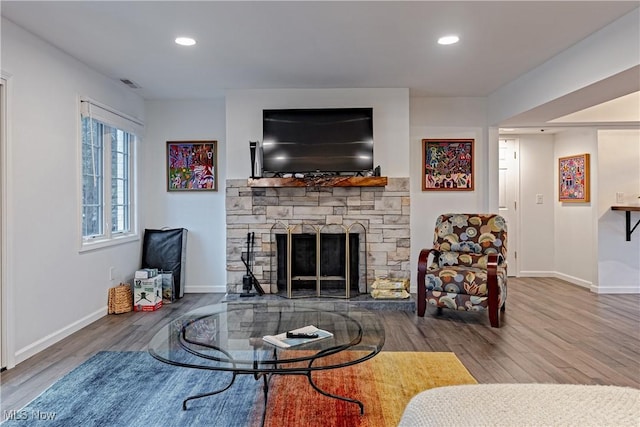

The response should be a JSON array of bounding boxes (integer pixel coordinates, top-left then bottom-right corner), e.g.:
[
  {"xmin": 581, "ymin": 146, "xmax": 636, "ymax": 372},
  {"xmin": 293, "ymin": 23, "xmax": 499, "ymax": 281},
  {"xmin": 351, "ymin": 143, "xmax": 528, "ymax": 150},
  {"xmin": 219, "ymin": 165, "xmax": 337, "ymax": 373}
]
[{"xmin": 119, "ymin": 78, "xmax": 141, "ymax": 89}]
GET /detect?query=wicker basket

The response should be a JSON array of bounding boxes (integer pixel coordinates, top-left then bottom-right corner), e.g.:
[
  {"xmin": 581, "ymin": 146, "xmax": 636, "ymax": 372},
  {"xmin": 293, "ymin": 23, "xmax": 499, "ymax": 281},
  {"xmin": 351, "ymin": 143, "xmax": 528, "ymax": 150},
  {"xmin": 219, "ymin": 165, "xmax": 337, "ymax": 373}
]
[{"xmin": 108, "ymin": 283, "xmax": 133, "ymax": 314}]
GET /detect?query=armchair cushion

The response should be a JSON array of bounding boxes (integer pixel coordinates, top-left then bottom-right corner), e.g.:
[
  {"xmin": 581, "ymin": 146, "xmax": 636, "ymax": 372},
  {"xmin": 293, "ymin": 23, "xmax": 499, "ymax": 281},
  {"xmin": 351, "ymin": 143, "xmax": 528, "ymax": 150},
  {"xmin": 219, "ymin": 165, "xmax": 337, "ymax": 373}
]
[{"xmin": 424, "ymin": 265, "xmax": 507, "ymax": 309}]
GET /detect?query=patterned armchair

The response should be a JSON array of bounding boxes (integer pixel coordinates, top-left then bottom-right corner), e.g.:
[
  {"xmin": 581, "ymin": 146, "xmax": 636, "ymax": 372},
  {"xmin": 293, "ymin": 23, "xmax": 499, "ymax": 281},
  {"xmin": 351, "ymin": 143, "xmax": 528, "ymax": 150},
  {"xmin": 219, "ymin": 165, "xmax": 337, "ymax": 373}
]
[{"xmin": 417, "ymin": 213, "xmax": 508, "ymax": 328}]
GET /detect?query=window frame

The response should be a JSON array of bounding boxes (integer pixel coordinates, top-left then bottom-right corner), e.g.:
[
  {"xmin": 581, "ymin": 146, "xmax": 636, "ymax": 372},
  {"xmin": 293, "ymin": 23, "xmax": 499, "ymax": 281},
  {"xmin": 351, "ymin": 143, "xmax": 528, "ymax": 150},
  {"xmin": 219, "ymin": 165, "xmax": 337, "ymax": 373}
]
[{"xmin": 78, "ymin": 97, "xmax": 141, "ymax": 252}]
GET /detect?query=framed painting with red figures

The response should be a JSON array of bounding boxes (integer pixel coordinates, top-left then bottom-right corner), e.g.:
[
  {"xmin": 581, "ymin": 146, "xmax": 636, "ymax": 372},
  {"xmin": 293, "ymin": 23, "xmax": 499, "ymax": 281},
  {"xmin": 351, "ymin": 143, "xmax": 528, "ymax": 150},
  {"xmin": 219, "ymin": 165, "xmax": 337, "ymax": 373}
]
[
  {"xmin": 167, "ymin": 141, "xmax": 218, "ymax": 191},
  {"xmin": 559, "ymin": 153, "xmax": 590, "ymax": 202},
  {"xmin": 422, "ymin": 139, "xmax": 474, "ymax": 191}
]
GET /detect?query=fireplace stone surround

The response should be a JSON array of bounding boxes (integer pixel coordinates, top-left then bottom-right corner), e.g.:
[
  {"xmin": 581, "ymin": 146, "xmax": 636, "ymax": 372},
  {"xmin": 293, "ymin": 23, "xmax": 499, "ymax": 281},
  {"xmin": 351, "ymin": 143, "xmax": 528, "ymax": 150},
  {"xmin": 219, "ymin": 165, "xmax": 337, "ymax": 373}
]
[{"xmin": 225, "ymin": 177, "xmax": 410, "ymax": 295}]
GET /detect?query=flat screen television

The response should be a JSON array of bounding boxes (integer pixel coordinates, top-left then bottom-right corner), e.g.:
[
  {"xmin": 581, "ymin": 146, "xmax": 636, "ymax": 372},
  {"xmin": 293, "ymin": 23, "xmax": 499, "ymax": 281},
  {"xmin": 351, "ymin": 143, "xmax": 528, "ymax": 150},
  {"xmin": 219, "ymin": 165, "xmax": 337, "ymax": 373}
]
[{"xmin": 262, "ymin": 108, "xmax": 373, "ymax": 174}]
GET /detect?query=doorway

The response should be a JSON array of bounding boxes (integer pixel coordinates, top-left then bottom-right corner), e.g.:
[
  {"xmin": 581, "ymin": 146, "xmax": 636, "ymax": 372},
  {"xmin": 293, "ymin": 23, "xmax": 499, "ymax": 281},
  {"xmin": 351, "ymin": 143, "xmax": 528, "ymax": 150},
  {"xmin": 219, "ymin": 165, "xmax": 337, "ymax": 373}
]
[{"xmin": 499, "ymin": 138, "xmax": 519, "ymax": 276}]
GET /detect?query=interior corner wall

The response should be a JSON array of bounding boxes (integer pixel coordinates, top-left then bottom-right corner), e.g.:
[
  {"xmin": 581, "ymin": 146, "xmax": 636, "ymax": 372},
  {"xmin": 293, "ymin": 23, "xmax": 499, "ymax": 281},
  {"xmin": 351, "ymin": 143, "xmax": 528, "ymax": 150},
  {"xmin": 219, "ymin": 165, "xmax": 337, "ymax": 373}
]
[
  {"xmin": 517, "ymin": 134, "xmax": 555, "ymax": 276},
  {"xmin": 143, "ymin": 99, "xmax": 227, "ymax": 293},
  {"xmin": 408, "ymin": 97, "xmax": 490, "ymax": 290},
  {"xmin": 553, "ymin": 129, "xmax": 598, "ymax": 289},
  {"xmin": 1, "ymin": 18, "xmax": 145, "ymax": 365},
  {"xmin": 597, "ymin": 129, "xmax": 640, "ymax": 293},
  {"xmin": 224, "ymin": 88, "xmax": 410, "ymax": 179}
]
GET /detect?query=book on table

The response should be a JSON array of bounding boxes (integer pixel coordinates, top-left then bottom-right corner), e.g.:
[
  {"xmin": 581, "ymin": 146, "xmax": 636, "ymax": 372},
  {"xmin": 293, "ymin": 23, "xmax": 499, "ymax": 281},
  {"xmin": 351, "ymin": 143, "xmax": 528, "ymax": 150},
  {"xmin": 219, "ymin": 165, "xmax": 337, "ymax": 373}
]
[{"xmin": 262, "ymin": 325, "xmax": 333, "ymax": 348}]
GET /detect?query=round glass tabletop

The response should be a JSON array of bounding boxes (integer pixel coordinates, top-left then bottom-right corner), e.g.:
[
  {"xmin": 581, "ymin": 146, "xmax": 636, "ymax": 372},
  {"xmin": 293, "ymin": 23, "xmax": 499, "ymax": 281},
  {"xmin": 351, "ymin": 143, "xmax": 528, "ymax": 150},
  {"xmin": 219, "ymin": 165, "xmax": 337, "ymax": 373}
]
[{"xmin": 148, "ymin": 300, "xmax": 385, "ymax": 373}]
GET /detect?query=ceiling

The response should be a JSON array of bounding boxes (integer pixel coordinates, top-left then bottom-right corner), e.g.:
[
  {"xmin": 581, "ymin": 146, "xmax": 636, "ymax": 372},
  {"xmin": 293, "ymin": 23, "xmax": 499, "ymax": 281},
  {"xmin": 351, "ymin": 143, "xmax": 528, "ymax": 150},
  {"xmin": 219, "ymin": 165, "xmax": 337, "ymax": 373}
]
[{"xmin": 2, "ymin": 1, "xmax": 639, "ymax": 128}]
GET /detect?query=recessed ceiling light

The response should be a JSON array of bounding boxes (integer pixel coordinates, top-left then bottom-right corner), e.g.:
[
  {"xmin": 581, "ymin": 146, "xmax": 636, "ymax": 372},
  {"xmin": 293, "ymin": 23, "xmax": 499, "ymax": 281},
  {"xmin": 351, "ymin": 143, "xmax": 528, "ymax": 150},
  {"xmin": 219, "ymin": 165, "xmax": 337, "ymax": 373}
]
[
  {"xmin": 175, "ymin": 37, "xmax": 196, "ymax": 46},
  {"xmin": 438, "ymin": 35, "xmax": 459, "ymax": 45}
]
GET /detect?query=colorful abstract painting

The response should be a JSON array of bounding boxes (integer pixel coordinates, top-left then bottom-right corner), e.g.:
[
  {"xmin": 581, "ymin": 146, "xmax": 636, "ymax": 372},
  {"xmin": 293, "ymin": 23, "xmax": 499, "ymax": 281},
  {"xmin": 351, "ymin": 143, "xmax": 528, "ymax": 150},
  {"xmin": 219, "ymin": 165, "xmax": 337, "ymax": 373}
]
[
  {"xmin": 559, "ymin": 153, "xmax": 590, "ymax": 202},
  {"xmin": 167, "ymin": 141, "xmax": 217, "ymax": 191},
  {"xmin": 422, "ymin": 139, "xmax": 474, "ymax": 191}
]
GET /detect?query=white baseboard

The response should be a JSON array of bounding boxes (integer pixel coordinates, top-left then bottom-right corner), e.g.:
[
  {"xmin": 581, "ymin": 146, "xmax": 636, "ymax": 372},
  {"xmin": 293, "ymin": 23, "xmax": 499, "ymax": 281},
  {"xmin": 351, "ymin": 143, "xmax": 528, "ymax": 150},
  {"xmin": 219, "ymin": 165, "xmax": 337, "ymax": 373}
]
[
  {"xmin": 519, "ymin": 271, "xmax": 593, "ymax": 290},
  {"xmin": 518, "ymin": 271, "xmax": 556, "ymax": 277},
  {"xmin": 591, "ymin": 284, "xmax": 640, "ymax": 294},
  {"xmin": 15, "ymin": 307, "xmax": 106, "ymax": 365},
  {"xmin": 553, "ymin": 272, "xmax": 592, "ymax": 289},
  {"xmin": 184, "ymin": 285, "xmax": 226, "ymax": 293}
]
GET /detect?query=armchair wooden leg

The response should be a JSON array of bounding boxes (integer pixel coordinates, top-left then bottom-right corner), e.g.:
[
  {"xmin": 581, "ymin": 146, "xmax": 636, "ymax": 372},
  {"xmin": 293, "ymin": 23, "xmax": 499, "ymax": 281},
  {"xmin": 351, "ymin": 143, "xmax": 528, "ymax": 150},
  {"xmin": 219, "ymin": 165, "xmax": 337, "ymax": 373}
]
[
  {"xmin": 417, "ymin": 294, "xmax": 426, "ymax": 317},
  {"xmin": 489, "ymin": 307, "xmax": 500, "ymax": 328}
]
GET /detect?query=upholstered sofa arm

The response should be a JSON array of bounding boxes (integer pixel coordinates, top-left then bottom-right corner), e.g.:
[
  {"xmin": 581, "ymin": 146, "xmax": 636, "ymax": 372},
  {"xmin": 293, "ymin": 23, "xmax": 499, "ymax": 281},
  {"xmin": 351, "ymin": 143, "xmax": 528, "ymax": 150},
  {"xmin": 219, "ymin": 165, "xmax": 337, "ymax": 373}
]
[{"xmin": 417, "ymin": 248, "xmax": 439, "ymax": 316}]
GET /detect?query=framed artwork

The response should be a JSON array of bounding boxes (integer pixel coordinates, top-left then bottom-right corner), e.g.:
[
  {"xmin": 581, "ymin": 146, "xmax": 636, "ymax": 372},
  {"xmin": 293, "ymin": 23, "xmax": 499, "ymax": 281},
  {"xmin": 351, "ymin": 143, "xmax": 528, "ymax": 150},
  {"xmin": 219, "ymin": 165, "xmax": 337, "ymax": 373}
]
[
  {"xmin": 167, "ymin": 141, "xmax": 218, "ymax": 191},
  {"xmin": 422, "ymin": 139, "xmax": 474, "ymax": 191},
  {"xmin": 559, "ymin": 153, "xmax": 590, "ymax": 202}
]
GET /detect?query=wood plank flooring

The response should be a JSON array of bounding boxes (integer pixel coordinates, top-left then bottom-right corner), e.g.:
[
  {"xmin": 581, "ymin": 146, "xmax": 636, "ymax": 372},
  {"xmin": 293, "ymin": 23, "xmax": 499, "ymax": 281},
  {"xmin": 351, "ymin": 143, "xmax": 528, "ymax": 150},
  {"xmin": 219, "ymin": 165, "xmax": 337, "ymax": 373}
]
[{"xmin": 1, "ymin": 277, "xmax": 639, "ymax": 417}]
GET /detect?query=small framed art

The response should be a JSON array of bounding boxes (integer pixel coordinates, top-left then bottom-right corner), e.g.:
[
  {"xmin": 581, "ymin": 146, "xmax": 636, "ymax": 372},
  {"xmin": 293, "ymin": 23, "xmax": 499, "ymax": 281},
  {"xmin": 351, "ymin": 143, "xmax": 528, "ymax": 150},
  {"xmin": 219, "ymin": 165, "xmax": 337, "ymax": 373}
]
[
  {"xmin": 167, "ymin": 141, "xmax": 218, "ymax": 191},
  {"xmin": 559, "ymin": 153, "xmax": 590, "ymax": 202},
  {"xmin": 422, "ymin": 139, "xmax": 474, "ymax": 191}
]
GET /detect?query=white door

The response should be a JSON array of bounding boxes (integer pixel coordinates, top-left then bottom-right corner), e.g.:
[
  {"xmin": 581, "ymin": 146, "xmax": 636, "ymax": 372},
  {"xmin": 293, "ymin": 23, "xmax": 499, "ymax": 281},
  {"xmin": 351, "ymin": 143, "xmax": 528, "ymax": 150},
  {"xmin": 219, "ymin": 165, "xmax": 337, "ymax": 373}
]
[{"xmin": 499, "ymin": 138, "xmax": 519, "ymax": 276}]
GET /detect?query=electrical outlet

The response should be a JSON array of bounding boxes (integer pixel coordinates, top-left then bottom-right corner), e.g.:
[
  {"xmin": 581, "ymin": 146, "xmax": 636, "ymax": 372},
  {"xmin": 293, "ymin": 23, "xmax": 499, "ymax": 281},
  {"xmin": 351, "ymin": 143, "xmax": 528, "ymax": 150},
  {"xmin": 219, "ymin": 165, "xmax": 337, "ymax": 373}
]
[
  {"xmin": 109, "ymin": 266, "xmax": 115, "ymax": 281},
  {"xmin": 616, "ymin": 192, "xmax": 624, "ymax": 204},
  {"xmin": 536, "ymin": 194, "xmax": 543, "ymax": 204}
]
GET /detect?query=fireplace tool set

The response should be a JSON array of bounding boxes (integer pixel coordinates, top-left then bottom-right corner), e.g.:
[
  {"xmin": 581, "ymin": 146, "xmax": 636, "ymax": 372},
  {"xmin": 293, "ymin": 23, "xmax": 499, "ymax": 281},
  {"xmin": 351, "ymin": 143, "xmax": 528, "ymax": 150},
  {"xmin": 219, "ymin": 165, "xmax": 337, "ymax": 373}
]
[{"xmin": 241, "ymin": 231, "xmax": 265, "ymax": 297}]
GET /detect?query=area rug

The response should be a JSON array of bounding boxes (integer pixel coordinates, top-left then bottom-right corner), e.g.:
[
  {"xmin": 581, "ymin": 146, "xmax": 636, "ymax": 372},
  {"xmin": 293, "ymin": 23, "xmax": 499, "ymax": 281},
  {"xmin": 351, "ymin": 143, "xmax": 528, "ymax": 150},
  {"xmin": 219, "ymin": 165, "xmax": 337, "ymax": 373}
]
[{"xmin": 1, "ymin": 351, "xmax": 476, "ymax": 427}]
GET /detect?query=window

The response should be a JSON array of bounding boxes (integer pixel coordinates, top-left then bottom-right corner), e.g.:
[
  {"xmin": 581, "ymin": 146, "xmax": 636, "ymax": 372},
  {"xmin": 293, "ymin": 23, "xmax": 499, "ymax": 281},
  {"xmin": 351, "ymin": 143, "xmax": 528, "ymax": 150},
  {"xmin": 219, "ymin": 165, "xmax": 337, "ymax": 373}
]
[{"xmin": 80, "ymin": 99, "xmax": 142, "ymax": 249}]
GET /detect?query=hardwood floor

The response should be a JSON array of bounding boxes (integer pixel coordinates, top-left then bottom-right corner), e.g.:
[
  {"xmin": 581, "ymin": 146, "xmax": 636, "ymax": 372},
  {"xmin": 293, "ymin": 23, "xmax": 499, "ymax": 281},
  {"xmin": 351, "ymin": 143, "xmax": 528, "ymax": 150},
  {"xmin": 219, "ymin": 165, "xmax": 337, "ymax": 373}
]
[{"xmin": 1, "ymin": 277, "xmax": 639, "ymax": 417}]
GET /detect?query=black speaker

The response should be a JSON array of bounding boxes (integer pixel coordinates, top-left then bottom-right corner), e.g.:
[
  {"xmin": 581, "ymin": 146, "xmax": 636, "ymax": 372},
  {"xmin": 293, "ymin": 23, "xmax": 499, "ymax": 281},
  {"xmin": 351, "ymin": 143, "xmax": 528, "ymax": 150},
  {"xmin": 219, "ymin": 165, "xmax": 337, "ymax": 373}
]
[{"xmin": 249, "ymin": 141, "xmax": 257, "ymax": 178}]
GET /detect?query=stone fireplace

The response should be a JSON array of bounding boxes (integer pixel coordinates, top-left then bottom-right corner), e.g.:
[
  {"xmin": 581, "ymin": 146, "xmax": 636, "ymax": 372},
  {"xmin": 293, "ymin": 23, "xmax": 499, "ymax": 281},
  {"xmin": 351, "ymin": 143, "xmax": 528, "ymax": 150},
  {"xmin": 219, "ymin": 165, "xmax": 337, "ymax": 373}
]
[{"xmin": 225, "ymin": 177, "xmax": 410, "ymax": 295}]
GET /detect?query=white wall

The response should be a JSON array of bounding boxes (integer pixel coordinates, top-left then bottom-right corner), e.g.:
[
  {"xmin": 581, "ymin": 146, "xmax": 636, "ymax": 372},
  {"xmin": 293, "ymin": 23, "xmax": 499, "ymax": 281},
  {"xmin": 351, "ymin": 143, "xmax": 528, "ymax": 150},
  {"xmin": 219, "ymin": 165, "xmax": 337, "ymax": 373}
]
[
  {"xmin": 225, "ymin": 88, "xmax": 410, "ymax": 179},
  {"xmin": 409, "ymin": 97, "xmax": 493, "ymax": 289},
  {"xmin": 597, "ymin": 129, "xmax": 640, "ymax": 293},
  {"xmin": 1, "ymin": 19, "xmax": 145, "ymax": 366},
  {"xmin": 143, "ymin": 100, "xmax": 227, "ymax": 292},
  {"xmin": 553, "ymin": 129, "xmax": 599, "ymax": 288}
]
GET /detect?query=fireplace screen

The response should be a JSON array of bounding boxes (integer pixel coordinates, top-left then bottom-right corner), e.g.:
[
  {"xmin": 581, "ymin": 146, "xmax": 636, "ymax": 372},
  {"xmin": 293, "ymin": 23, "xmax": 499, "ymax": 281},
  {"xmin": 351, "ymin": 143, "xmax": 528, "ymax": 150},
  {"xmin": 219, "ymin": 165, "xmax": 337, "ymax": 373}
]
[{"xmin": 269, "ymin": 222, "xmax": 367, "ymax": 298}]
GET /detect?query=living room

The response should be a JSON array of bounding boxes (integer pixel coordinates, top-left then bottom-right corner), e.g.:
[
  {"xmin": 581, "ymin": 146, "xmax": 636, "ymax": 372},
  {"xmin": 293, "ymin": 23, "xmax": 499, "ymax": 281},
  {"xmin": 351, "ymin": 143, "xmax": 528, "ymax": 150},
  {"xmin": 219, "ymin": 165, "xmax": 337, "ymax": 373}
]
[{"xmin": 0, "ymin": 2, "xmax": 639, "ymax": 424}]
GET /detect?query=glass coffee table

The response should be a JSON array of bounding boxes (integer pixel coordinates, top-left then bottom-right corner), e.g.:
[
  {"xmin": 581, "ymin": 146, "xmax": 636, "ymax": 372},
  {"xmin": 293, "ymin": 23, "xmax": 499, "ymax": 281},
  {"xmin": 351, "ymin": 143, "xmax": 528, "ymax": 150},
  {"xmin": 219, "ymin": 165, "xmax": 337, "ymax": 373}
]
[{"xmin": 148, "ymin": 300, "xmax": 385, "ymax": 425}]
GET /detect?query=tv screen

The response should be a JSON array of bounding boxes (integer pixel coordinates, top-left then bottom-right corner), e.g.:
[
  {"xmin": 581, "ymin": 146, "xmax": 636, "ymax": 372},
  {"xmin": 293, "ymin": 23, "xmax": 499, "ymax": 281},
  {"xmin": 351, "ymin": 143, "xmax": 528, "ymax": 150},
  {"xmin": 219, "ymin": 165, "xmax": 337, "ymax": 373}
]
[{"xmin": 262, "ymin": 108, "xmax": 373, "ymax": 174}]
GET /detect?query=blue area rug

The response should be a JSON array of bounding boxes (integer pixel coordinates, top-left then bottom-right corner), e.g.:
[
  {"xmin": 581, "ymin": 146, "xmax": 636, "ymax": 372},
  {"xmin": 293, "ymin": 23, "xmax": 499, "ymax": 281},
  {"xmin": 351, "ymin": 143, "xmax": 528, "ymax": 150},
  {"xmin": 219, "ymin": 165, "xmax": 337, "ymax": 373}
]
[
  {"xmin": 2, "ymin": 351, "xmax": 261, "ymax": 427},
  {"xmin": 3, "ymin": 350, "xmax": 477, "ymax": 427}
]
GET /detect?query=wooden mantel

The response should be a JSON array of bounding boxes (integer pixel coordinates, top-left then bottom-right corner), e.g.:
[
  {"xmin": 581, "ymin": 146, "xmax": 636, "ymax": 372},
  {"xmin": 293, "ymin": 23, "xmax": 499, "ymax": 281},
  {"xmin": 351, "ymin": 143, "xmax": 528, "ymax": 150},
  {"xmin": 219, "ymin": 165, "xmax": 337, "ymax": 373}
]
[
  {"xmin": 248, "ymin": 176, "xmax": 388, "ymax": 188},
  {"xmin": 611, "ymin": 204, "xmax": 640, "ymax": 241}
]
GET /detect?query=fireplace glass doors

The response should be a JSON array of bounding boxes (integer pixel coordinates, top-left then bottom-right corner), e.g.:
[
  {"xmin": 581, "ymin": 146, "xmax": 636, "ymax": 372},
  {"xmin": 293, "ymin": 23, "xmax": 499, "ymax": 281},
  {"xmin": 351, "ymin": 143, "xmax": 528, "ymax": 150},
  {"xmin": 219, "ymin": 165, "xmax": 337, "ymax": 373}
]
[{"xmin": 270, "ymin": 223, "xmax": 367, "ymax": 298}]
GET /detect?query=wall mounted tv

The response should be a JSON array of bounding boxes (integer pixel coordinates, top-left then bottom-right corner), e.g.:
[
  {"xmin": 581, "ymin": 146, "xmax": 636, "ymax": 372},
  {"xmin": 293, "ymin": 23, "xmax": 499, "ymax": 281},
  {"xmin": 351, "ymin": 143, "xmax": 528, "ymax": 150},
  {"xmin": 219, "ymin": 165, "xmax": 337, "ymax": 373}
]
[{"xmin": 262, "ymin": 108, "xmax": 374, "ymax": 175}]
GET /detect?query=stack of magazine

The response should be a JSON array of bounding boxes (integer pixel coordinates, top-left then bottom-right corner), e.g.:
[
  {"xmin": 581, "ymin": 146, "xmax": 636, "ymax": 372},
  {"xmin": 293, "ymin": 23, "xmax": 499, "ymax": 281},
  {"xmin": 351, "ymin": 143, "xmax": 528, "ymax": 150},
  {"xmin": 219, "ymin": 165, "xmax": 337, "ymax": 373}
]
[{"xmin": 262, "ymin": 325, "xmax": 333, "ymax": 348}]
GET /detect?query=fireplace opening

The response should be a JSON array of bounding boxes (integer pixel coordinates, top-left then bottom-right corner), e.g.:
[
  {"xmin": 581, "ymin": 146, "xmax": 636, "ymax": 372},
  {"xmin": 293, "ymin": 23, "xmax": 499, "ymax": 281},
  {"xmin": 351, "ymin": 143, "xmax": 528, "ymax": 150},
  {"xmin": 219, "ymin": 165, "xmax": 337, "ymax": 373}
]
[{"xmin": 275, "ymin": 233, "xmax": 359, "ymax": 293}]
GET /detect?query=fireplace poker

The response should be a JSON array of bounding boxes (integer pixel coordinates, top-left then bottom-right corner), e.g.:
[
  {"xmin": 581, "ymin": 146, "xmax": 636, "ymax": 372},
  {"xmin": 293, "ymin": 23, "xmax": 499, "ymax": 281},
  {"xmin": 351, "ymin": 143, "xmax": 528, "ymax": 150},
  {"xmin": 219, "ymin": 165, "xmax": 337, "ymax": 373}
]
[{"xmin": 241, "ymin": 232, "xmax": 255, "ymax": 297}]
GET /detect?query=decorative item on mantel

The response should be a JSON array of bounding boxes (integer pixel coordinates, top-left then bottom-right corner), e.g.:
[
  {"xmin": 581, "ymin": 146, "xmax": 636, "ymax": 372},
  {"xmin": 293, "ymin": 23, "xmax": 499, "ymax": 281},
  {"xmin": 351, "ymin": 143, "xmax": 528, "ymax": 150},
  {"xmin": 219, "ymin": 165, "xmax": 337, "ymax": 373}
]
[{"xmin": 371, "ymin": 276, "xmax": 410, "ymax": 299}]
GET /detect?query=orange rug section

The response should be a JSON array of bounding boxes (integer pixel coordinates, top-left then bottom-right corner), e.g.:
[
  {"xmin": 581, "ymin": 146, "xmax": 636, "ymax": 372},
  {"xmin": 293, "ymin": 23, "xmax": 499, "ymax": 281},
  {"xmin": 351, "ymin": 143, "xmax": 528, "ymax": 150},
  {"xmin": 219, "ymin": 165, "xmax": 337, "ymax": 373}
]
[{"xmin": 261, "ymin": 351, "xmax": 477, "ymax": 427}]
